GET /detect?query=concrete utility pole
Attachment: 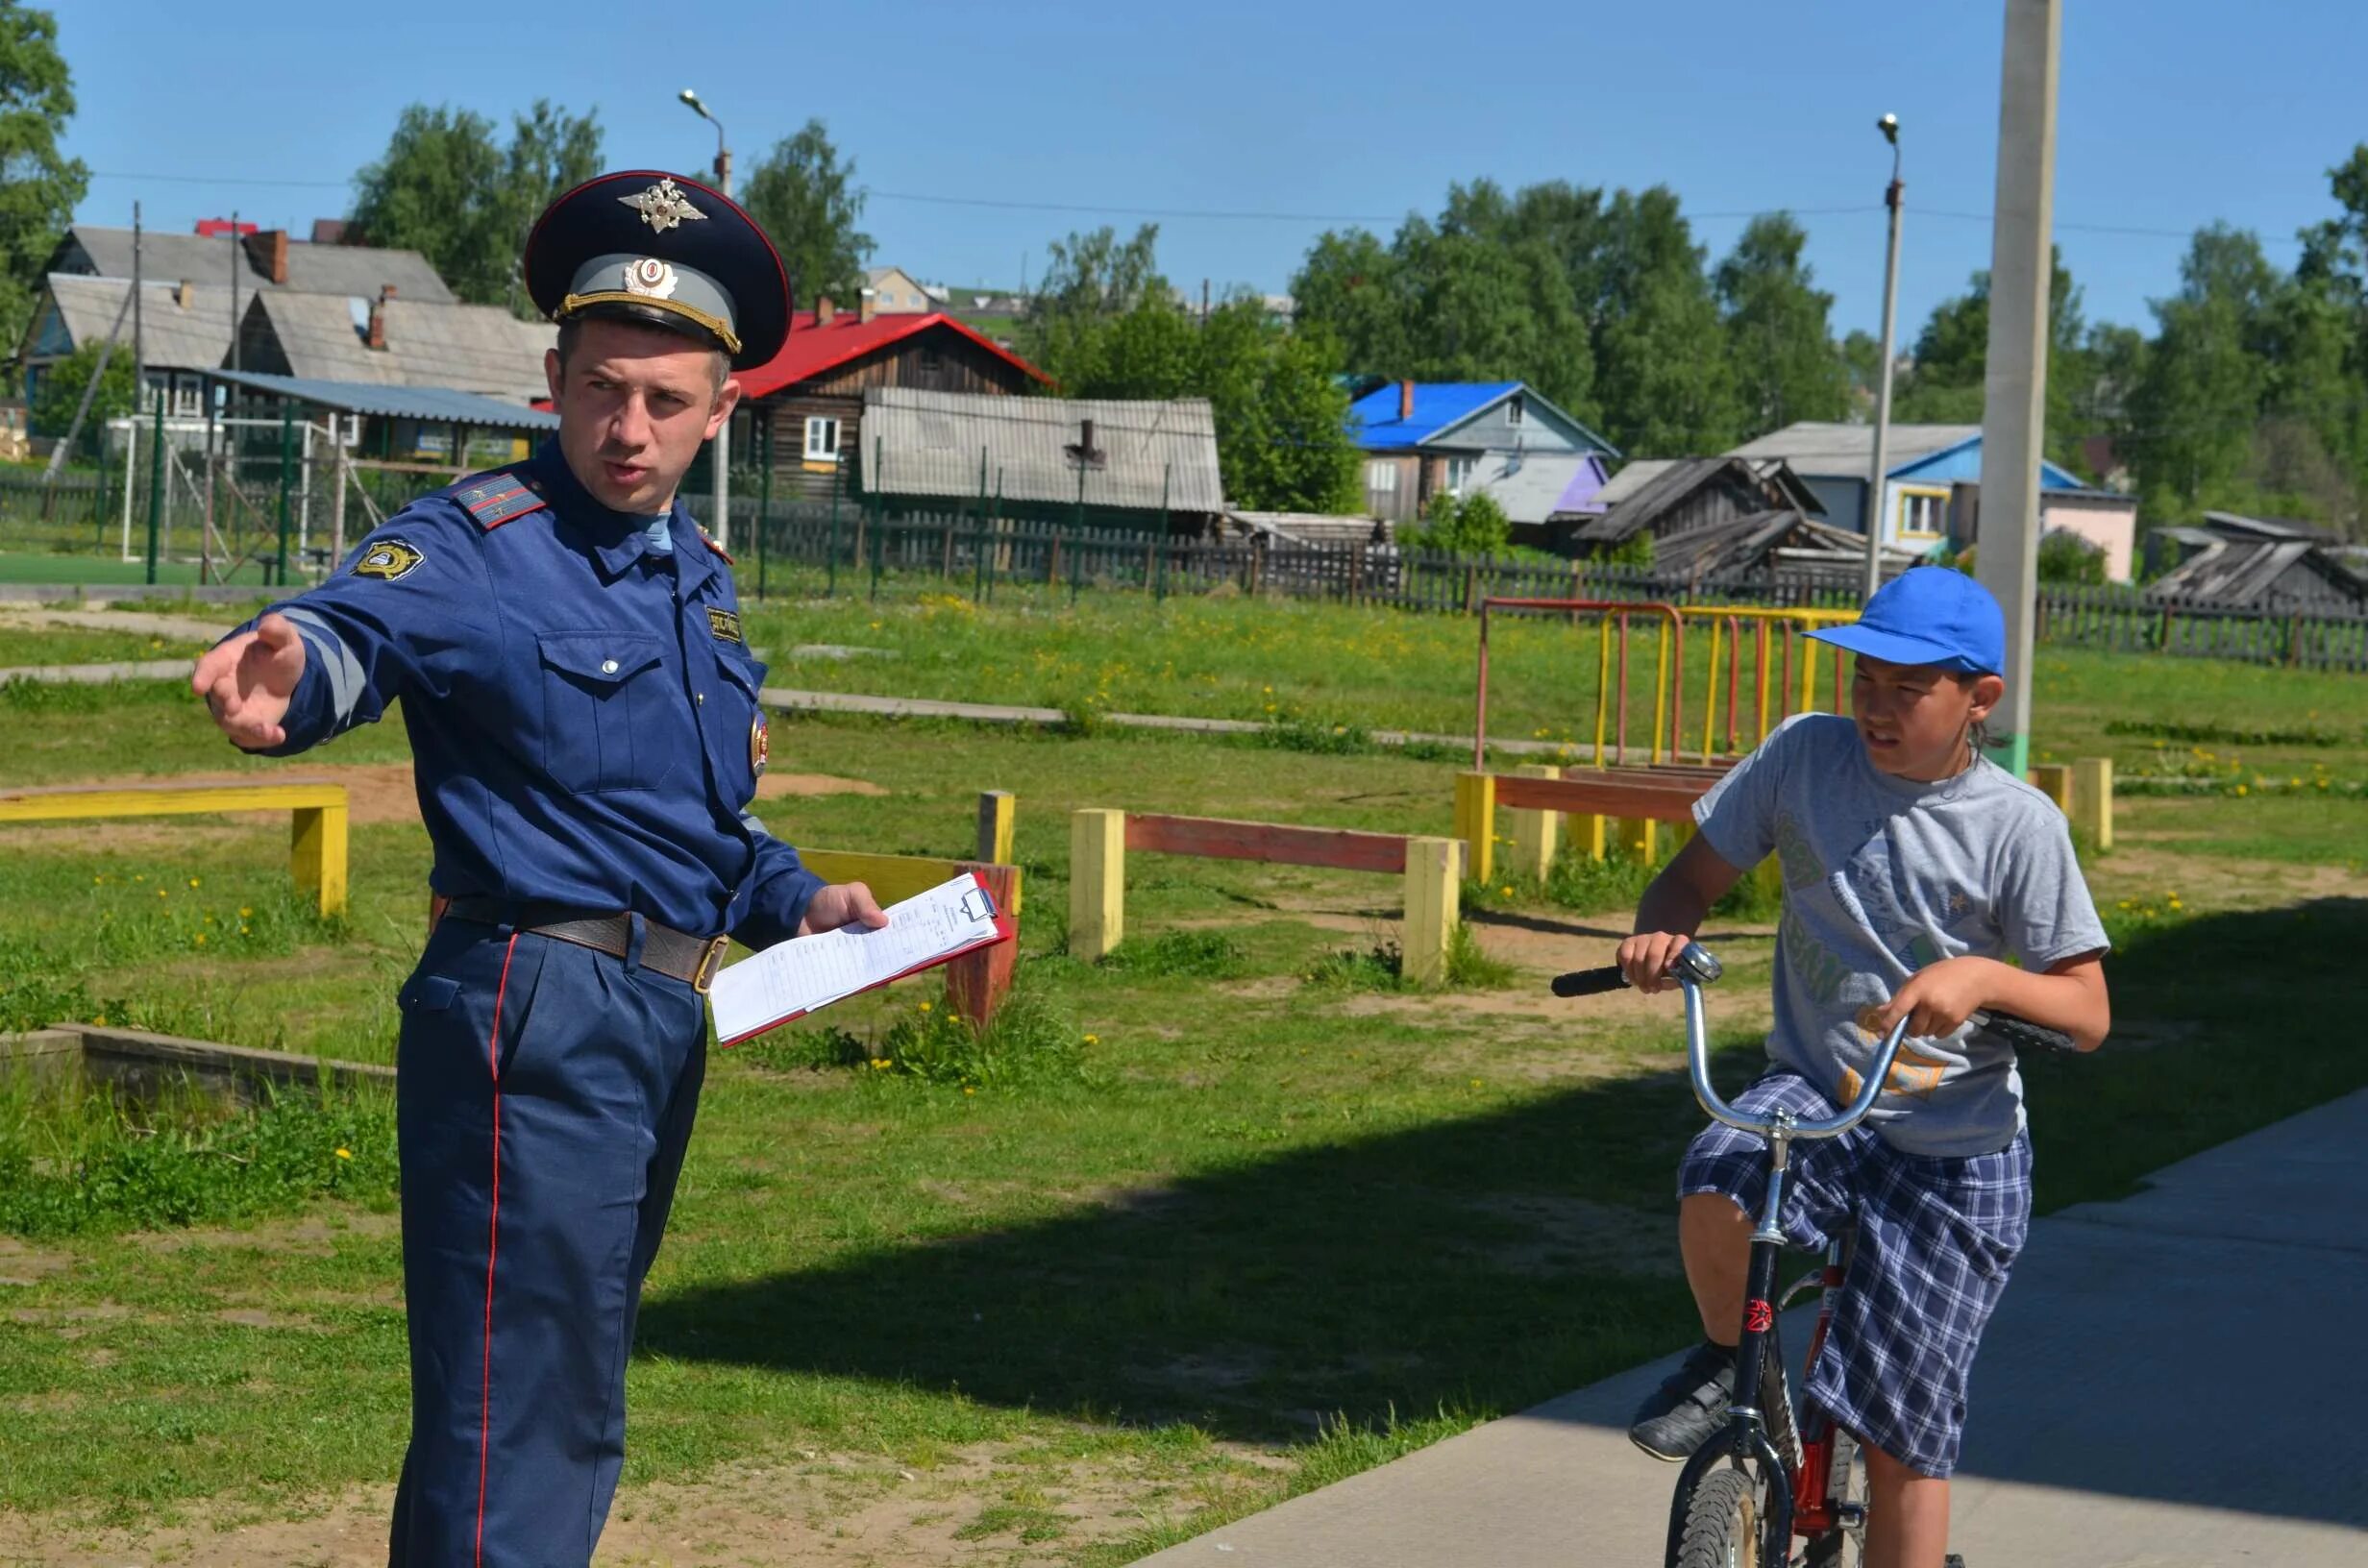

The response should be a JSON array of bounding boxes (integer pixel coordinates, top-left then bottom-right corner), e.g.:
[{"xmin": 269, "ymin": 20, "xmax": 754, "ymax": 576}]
[
  {"xmin": 681, "ymin": 88, "xmax": 734, "ymax": 549},
  {"xmin": 1974, "ymin": 0, "xmax": 2060, "ymax": 774},
  {"xmin": 1862, "ymin": 115, "xmax": 1905, "ymax": 602}
]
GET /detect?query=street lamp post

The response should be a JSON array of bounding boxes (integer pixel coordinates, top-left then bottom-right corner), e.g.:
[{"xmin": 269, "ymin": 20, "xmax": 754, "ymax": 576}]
[
  {"xmin": 1862, "ymin": 112, "xmax": 1906, "ymax": 603},
  {"xmin": 680, "ymin": 88, "xmax": 734, "ymax": 549}
]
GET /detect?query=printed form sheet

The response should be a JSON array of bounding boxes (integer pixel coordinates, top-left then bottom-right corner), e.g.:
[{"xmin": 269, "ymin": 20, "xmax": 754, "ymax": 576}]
[{"xmin": 709, "ymin": 875, "xmax": 1003, "ymax": 1043}]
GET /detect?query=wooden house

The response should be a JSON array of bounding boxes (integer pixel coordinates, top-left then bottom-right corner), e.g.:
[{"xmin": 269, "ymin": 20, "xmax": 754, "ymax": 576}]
[
  {"xmin": 732, "ymin": 298, "xmax": 1049, "ymax": 502},
  {"xmin": 1568, "ymin": 456, "xmax": 1823, "ymax": 556}
]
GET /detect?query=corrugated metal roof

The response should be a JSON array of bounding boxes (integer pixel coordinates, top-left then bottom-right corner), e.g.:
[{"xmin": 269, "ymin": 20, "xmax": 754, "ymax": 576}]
[
  {"xmin": 1345, "ymin": 381, "xmax": 1519, "ymax": 450},
  {"xmin": 863, "ymin": 386, "xmax": 1223, "ymax": 512},
  {"xmin": 249, "ymin": 293, "xmax": 551, "ymax": 401},
  {"xmin": 41, "ymin": 273, "xmax": 246, "ymax": 371},
  {"xmin": 1728, "ymin": 421, "xmax": 1981, "ymax": 476},
  {"xmin": 210, "ymin": 369, "xmax": 557, "ymax": 429},
  {"xmin": 60, "ymin": 225, "xmax": 456, "ymax": 304},
  {"xmin": 1225, "ymin": 509, "xmax": 1389, "ymax": 546},
  {"xmin": 1590, "ymin": 458, "xmax": 1680, "ymax": 509},
  {"xmin": 1465, "ymin": 450, "xmax": 1604, "ymax": 525}
]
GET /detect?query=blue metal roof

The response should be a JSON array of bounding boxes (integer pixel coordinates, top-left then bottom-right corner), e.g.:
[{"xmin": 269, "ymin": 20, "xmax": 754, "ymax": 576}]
[
  {"xmin": 1889, "ymin": 431, "xmax": 2081, "ymax": 490},
  {"xmin": 1345, "ymin": 380, "xmax": 1522, "ymax": 450},
  {"xmin": 209, "ymin": 369, "xmax": 558, "ymax": 430}
]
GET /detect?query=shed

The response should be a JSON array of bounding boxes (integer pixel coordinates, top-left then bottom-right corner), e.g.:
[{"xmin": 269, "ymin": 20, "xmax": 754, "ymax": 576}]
[
  {"xmin": 860, "ymin": 386, "xmax": 1223, "ymax": 530},
  {"xmin": 2142, "ymin": 525, "xmax": 2368, "ymax": 612},
  {"xmin": 1222, "ymin": 509, "xmax": 1390, "ymax": 547},
  {"xmin": 1570, "ymin": 456, "xmax": 1823, "ymax": 555},
  {"xmin": 206, "ymin": 369, "xmax": 556, "ymax": 467}
]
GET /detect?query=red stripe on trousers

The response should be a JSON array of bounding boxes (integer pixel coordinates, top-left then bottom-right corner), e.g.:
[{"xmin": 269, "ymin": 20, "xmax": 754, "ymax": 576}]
[{"xmin": 475, "ymin": 933, "xmax": 520, "ymax": 1568}]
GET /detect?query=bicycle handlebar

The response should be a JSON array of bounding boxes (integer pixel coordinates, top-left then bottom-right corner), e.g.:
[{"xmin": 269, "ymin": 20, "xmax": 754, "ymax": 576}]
[{"xmin": 1547, "ymin": 943, "xmax": 2079, "ymax": 1139}]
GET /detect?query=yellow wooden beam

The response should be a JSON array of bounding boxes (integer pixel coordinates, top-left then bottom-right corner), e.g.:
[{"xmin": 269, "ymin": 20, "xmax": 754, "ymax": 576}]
[
  {"xmin": 1453, "ymin": 771, "xmax": 1496, "ymax": 885},
  {"xmin": 2072, "ymin": 756, "xmax": 2113, "ymax": 851},
  {"xmin": 0, "ymin": 781, "xmax": 347, "ymax": 822},
  {"xmin": 289, "ymin": 802, "xmax": 349, "ymax": 918},
  {"xmin": 1506, "ymin": 764, "xmax": 1561, "ymax": 884},
  {"xmin": 1401, "ymin": 835, "xmax": 1462, "ymax": 987},
  {"xmin": 2028, "ymin": 763, "xmax": 2073, "ymax": 816},
  {"xmin": 800, "ymin": 848, "xmax": 969, "ymax": 908},
  {"xmin": 975, "ymin": 789, "xmax": 1016, "ymax": 867},
  {"xmin": 1069, "ymin": 809, "xmax": 1126, "ymax": 961}
]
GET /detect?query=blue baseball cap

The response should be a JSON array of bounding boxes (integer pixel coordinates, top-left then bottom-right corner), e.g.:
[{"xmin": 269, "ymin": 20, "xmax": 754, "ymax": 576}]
[{"xmin": 1809, "ymin": 567, "xmax": 2007, "ymax": 675}]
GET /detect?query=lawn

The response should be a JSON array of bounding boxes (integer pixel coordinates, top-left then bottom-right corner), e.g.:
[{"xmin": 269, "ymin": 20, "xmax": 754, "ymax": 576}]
[
  {"xmin": 0, "ymin": 658, "xmax": 2358, "ymax": 1563},
  {"xmin": 0, "ymin": 603, "xmax": 2364, "ymax": 1562}
]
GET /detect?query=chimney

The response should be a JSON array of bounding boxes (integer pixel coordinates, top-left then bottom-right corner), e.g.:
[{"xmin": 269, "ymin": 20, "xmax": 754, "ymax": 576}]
[
  {"xmin": 367, "ymin": 283, "xmax": 395, "ymax": 351},
  {"xmin": 244, "ymin": 228, "xmax": 290, "ymax": 285},
  {"xmin": 857, "ymin": 287, "xmax": 876, "ymax": 325},
  {"xmin": 1397, "ymin": 379, "xmax": 1414, "ymax": 421},
  {"xmin": 816, "ymin": 294, "xmax": 835, "ymax": 326},
  {"xmin": 1079, "ymin": 417, "xmax": 1096, "ymax": 455},
  {"xmin": 175, "ymin": 280, "xmax": 193, "ymax": 310}
]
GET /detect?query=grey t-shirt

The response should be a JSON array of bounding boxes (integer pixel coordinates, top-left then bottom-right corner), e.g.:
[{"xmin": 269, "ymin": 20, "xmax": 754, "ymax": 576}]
[{"xmin": 1692, "ymin": 714, "xmax": 2110, "ymax": 1157}]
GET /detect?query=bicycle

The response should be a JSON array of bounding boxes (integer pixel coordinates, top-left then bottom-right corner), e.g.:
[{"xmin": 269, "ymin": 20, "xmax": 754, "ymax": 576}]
[{"xmin": 1552, "ymin": 942, "xmax": 2072, "ymax": 1568}]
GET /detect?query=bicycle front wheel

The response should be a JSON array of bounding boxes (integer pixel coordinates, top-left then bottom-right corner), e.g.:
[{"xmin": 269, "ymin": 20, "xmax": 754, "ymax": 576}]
[{"xmin": 1671, "ymin": 1464, "xmax": 1769, "ymax": 1568}]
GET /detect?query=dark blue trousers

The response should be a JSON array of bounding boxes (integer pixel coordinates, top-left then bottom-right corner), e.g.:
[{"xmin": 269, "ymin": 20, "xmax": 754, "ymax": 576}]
[{"xmin": 386, "ymin": 919, "xmax": 707, "ymax": 1567}]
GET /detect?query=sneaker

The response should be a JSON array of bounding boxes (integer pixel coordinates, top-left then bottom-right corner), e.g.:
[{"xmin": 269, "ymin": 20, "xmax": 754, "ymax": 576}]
[{"xmin": 1628, "ymin": 1339, "xmax": 1736, "ymax": 1461}]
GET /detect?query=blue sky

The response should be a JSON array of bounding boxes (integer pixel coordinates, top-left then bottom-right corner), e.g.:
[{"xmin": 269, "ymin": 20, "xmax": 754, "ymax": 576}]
[{"xmin": 57, "ymin": 0, "xmax": 2368, "ymax": 342}]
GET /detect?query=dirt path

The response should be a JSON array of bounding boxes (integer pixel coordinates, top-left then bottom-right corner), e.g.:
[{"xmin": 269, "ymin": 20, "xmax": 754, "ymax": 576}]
[
  {"xmin": 0, "ymin": 1442, "xmax": 1204, "ymax": 1567},
  {"xmin": 0, "ymin": 603, "xmax": 230, "ymax": 643}
]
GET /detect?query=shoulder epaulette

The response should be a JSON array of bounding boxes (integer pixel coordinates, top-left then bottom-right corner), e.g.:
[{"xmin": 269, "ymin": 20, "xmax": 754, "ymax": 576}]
[
  {"xmin": 700, "ymin": 528, "xmax": 735, "ymax": 566},
  {"xmin": 452, "ymin": 473, "xmax": 550, "ymax": 530}
]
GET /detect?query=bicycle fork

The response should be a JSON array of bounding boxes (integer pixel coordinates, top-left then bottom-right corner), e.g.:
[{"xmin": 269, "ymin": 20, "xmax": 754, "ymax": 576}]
[{"xmin": 1665, "ymin": 1116, "xmax": 1801, "ymax": 1562}]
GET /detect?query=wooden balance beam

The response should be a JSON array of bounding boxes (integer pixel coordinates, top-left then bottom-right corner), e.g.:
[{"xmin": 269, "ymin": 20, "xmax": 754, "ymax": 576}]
[
  {"xmin": 1069, "ymin": 809, "xmax": 1465, "ymax": 984},
  {"xmin": 0, "ymin": 778, "xmax": 349, "ymax": 917}
]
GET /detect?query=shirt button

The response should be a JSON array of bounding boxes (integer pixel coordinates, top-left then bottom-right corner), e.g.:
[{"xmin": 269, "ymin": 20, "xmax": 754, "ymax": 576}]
[
  {"xmin": 601, "ymin": 658, "xmax": 619, "ymax": 674},
  {"xmin": 696, "ymin": 693, "xmax": 705, "ymax": 705}
]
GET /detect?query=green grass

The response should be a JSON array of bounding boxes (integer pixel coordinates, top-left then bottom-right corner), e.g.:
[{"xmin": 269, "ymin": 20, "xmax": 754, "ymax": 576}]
[
  {"xmin": 0, "ymin": 620, "xmax": 2363, "ymax": 1556},
  {"xmin": 0, "ymin": 550, "xmax": 272, "ymax": 586},
  {"xmin": 0, "ymin": 625, "xmax": 209, "ymax": 668}
]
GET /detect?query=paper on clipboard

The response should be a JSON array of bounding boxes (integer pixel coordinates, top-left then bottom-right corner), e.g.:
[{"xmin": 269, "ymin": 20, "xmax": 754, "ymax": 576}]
[{"xmin": 708, "ymin": 872, "xmax": 1011, "ymax": 1046}]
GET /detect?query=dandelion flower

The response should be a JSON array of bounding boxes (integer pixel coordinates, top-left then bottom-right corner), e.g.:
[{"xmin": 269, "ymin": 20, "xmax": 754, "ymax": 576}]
[
  {"xmin": 1083, "ymin": 1033, "xmax": 1100, "ymax": 1045},
  {"xmin": 871, "ymin": 1058, "xmax": 892, "ymax": 1070},
  {"xmin": 963, "ymin": 1087, "xmax": 975, "ymax": 1096},
  {"xmin": 188, "ymin": 877, "xmax": 201, "ymax": 889},
  {"xmin": 335, "ymin": 1147, "xmax": 353, "ymax": 1160},
  {"xmin": 918, "ymin": 1001, "xmax": 931, "ymax": 1013},
  {"xmin": 2234, "ymin": 783, "xmax": 2249, "ymax": 796},
  {"xmin": 239, "ymin": 907, "xmax": 252, "ymax": 919},
  {"xmin": 193, "ymin": 934, "xmax": 206, "ymax": 946},
  {"xmin": 1500, "ymin": 886, "xmax": 1514, "ymax": 896}
]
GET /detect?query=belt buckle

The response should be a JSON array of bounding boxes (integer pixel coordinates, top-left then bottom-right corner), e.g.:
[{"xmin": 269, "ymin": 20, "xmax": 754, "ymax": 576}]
[{"xmin": 692, "ymin": 934, "xmax": 730, "ymax": 994}]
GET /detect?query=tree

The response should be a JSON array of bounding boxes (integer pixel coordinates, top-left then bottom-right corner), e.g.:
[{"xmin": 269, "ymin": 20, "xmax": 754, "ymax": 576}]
[
  {"xmin": 30, "ymin": 337, "xmax": 132, "ymax": 448},
  {"xmin": 2125, "ymin": 225, "xmax": 2278, "ymax": 522},
  {"xmin": 1024, "ymin": 233, "xmax": 1357, "ymax": 514},
  {"xmin": 1715, "ymin": 213, "xmax": 1848, "ymax": 438},
  {"xmin": 2036, "ymin": 528, "xmax": 2106, "ymax": 585},
  {"xmin": 1405, "ymin": 488, "xmax": 1511, "ymax": 553},
  {"xmin": 0, "ymin": 2, "xmax": 87, "ymax": 393},
  {"xmin": 349, "ymin": 100, "xmax": 603, "ymax": 317},
  {"xmin": 1590, "ymin": 187, "xmax": 1741, "ymax": 455},
  {"xmin": 740, "ymin": 119, "xmax": 873, "ymax": 311},
  {"xmin": 1893, "ymin": 248, "xmax": 2094, "ymax": 470}
]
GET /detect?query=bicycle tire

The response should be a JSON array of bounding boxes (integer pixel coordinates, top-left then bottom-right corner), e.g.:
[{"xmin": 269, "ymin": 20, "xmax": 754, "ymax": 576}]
[{"xmin": 1671, "ymin": 1464, "xmax": 1765, "ymax": 1568}]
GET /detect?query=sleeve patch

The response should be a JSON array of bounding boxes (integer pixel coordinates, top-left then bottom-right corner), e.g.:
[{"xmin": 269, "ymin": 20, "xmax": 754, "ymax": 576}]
[
  {"xmin": 706, "ymin": 606, "xmax": 744, "ymax": 644},
  {"xmin": 353, "ymin": 537, "xmax": 426, "ymax": 580},
  {"xmin": 453, "ymin": 473, "xmax": 550, "ymax": 529}
]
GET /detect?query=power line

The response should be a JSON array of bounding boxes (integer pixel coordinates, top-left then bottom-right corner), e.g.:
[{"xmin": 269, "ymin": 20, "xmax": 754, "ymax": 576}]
[{"xmin": 86, "ymin": 167, "xmax": 2323, "ymax": 249}]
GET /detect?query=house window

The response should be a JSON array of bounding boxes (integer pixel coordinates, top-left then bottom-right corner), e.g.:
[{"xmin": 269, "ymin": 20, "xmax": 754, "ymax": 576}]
[
  {"xmin": 1444, "ymin": 455, "xmax": 1475, "ymax": 495},
  {"xmin": 803, "ymin": 416, "xmax": 841, "ymax": 463},
  {"xmin": 1506, "ymin": 398, "xmax": 1522, "ymax": 427},
  {"xmin": 1896, "ymin": 485, "xmax": 1949, "ymax": 540},
  {"xmin": 1367, "ymin": 460, "xmax": 1397, "ymax": 494}
]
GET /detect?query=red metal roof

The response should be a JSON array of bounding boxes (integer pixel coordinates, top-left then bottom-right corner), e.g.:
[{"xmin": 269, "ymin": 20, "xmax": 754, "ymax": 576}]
[{"xmin": 733, "ymin": 309, "xmax": 1048, "ymax": 401}]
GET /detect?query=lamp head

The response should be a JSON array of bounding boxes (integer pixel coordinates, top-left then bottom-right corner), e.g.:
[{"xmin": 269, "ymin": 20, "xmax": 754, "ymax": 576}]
[
  {"xmin": 1877, "ymin": 112, "xmax": 1900, "ymax": 145},
  {"xmin": 680, "ymin": 88, "xmax": 710, "ymax": 120}
]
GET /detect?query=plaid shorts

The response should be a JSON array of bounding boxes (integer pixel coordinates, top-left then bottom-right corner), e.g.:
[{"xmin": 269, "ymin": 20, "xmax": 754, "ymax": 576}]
[{"xmin": 1678, "ymin": 1071, "xmax": 2033, "ymax": 1478}]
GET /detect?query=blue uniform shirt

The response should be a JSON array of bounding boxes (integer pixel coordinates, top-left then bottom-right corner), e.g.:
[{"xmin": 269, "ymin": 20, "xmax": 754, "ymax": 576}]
[{"xmin": 239, "ymin": 440, "xmax": 823, "ymax": 946}]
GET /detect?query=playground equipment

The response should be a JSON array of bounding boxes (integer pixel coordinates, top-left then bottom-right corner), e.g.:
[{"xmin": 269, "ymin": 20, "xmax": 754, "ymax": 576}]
[
  {"xmin": 1069, "ymin": 808, "xmax": 1466, "ymax": 984},
  {"xmin": 1471, "ymin": 598, "xmax": 1861, "ymax": 771},
  {"xmin": 0, "ymin": 778, "xmax": 349, "ymax": 916}
]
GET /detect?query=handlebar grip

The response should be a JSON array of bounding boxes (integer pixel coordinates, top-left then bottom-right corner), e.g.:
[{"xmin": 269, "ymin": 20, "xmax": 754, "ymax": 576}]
[
  {"xmin": 1551, "ymin": 966, "xmax": 1632, "ymax": 998},
  {"xmin": 1976, "ymin": 1009, "xmax": 2078, "ymax": 1055}
]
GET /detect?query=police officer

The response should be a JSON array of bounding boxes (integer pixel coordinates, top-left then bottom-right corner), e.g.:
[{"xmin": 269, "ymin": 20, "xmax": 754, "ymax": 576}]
[{"xmin": 189, "ymin": 171, "xmax": 884, "ymax": 1566}]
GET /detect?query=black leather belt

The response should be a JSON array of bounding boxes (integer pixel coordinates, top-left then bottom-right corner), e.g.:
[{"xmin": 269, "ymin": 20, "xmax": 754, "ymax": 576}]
[{"xmin": 440, "ymin": 898, "xmax": 730, "ymax": 992}]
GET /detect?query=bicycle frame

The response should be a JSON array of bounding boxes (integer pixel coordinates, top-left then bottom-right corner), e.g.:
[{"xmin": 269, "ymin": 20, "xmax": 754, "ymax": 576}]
[{"xmin": 1660, "ymin": 949, "xmax": 1910, "ymax": 1567}]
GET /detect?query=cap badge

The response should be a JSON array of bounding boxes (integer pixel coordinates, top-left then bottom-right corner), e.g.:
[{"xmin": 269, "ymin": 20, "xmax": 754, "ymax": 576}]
[
  {"xmin": 624, "ymin": 257, "xmax": 679, "ymax": 300},
  {"xmin": 619, "ymin": 177, "xmax": 707, "ymax": 233}
]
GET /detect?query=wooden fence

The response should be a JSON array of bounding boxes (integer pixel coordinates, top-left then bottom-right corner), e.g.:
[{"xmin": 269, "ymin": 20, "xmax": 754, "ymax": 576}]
[{"xmin": 737, "ymin": 503, "xmax": 2368, "ymax": 672}]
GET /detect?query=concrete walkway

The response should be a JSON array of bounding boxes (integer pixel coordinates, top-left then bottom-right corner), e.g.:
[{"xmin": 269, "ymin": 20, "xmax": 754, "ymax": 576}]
[{"xmin": 1141, "ymin": 1090, "xmax": 2368, "ymax": 1567}]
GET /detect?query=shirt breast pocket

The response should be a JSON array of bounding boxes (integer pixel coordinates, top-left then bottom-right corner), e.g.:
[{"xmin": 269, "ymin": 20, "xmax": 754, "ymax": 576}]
[
  {"xmin": 713, "ymin": 648, "xmax": 770, "ymax": 805},
  {"xmin": 536, "ymin": 631, "xmax": 669, "ymax": 793}
]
